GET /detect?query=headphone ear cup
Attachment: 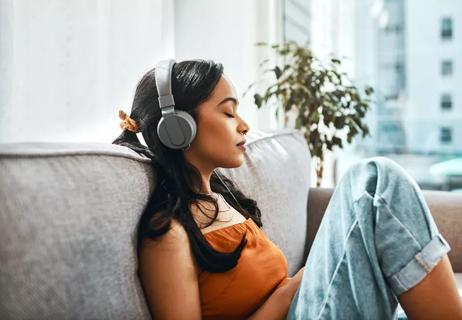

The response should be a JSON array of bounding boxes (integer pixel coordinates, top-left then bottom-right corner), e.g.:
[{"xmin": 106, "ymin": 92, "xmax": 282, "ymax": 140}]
[{"xmin": 157, "ymin": 110, "xmax": 197, "ymax": 149}]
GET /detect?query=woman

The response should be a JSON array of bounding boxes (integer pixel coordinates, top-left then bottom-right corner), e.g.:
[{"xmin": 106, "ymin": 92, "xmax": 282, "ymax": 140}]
[{"xmin": 112, "ymin": 59, "xmax": 462, "ymax": 319}]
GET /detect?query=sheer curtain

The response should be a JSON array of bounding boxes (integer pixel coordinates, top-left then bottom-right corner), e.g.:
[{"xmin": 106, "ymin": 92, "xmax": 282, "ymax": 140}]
[
  {"xmin": 0, "ymin": 0, "xmax": 285, "ymax": 144},
  {"xmin": 0, "ymin": 0, "xmax": 174, "ymax": 143}
]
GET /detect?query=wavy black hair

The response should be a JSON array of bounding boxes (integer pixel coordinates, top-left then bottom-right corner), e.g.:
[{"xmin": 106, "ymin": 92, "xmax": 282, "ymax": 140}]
[{"xmin": 112, "ymin": 59, "xmax": 262, "ymax": 273}]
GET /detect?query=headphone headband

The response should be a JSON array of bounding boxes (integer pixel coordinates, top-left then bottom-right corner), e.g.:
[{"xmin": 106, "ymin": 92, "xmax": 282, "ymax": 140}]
[{"xmin": 155, "ymin": 59, "xmax": 176, "ymax": 112}]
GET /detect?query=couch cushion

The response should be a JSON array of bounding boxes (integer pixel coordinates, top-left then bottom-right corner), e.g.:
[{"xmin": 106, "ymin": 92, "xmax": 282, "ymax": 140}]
[
  {"xmin": 218, "ymin": 128, "xmax": 311, "ymax": 276},
  {"xmin": 0, "ymin": 142, "xmax": 153, "ymax": 319},
  {"xmin": 457, "ymin": 273, "xmax": 462, "ymax": 298},
  {"xmin": 0, "ymin": 128, "xmax": 311, "ymax": 319}
]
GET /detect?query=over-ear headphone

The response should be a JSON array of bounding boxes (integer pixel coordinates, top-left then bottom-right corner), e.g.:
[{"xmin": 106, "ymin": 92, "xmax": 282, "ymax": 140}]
[
  {"xmin": 154, "ymin": 59, "xmax": 247, "ymax": 215},
  {"xmin": 155, "ymin": 59, "xmax": 196, "ymax": 150}
]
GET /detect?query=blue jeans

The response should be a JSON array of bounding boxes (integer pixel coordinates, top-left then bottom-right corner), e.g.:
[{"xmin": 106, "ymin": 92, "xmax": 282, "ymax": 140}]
[{"xmin": 286, "ymin": 156, "xmax": 451, "ymax": 320}]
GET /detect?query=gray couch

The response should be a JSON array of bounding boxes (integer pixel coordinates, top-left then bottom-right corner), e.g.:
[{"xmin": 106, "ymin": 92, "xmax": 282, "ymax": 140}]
[{"xmin": 0, "ymin": 128, "xmax": 460, "ymax": 319}]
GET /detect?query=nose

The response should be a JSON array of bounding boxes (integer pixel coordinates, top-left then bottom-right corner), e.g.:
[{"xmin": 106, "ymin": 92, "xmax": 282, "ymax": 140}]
[{"xmin": 239, "ymin": 117, "xmax": 250, "ymax": 135}]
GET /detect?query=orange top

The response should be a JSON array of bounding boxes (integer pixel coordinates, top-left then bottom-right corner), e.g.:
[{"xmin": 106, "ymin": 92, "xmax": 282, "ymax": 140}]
[{"xmin": 199, "ymin": 218, "xmax": 289, "ymax": 320}]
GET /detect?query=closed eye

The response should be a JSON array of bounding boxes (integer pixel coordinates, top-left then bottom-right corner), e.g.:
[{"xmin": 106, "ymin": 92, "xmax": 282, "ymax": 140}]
[{"xmin": 225, "ymin": 113, "xmax": 235, "ymax": 118}]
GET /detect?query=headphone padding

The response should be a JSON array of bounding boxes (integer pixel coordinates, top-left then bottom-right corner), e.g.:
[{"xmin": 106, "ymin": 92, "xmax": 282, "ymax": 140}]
[{"xmin": 157, "ymin": 110, "xmax": 196, "ymax": 150}]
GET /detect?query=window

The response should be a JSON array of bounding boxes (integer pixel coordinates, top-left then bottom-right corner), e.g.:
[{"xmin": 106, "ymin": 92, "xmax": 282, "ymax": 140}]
[
  {"xmin": 440, "ymin": 127, "xmax": 452, "ymax": 143},
  {"xmin": 441, "ymin": 60, "xmax": 453, "ymax": 76},
  {"xmin": 385, "ymin": 94, "xmax": 399, "ymax": 101},
  {"xmin": 441, "ymin": 94, "xmax": 453, "ymax": 110},
  {"xmin": 441, "ymin": 17, "xmax": 453, "ymax": 40},
  {"xmin": 384, "ymin": 24, "xmax": 403, "ymax": 34}
]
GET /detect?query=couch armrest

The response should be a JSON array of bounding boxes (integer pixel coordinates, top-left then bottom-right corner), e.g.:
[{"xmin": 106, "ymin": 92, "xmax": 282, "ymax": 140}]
[{"xmin": 305, "ymin": 187, "xmax": 462, "ymax": 273}]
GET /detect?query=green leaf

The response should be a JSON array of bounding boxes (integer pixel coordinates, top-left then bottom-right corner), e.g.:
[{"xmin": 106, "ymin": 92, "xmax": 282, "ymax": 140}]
[
  {"xmin": 326, "ymin": 141, "xmax": 333, "ymax": 150},
  {"xmin": 295, "ymin": 117, "xmax": 302, "ymax": 129},
  {"xmin": 334, "ymin": 116, "xmax": 345, "ymax": 129},
  {"xmin": 274, "ymin": 66, "xmax": 282, "ymax": 79},
  {"xmin": 254, "ymin": 93, "xmax": 263, "ymax": 108},
  {"xmin": 331, "ymin": 58, "xmax": 341, "ymax": 65},
  {"xmin": 365, "ymin": 86, "xmax": 374, "ymax": 95},
  {"xmin": 362, "ymin": 126, "xmax": 370, "ymax": 137},
  {"xmin": 312, "ymin": 112, "xmax": 320, "ymax": 123}
]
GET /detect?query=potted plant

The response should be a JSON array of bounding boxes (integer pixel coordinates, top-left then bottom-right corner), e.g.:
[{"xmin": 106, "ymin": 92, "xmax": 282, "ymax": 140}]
[{"xmin": 245, "ymin": 40, "xmax": 374, "ymax": 187}]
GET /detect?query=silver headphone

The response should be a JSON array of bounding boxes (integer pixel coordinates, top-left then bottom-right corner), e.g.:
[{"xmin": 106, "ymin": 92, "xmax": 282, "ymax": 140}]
[
  {"xmin": 154, "ymin": 59, "xmax": 246, "ymax": 213},
  {"xmin": 155, "ymin": 59, "xmax": 196, "ymax": 151}
]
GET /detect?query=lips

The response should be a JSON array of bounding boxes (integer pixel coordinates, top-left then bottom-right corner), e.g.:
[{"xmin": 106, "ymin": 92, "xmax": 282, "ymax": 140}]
[{"xmin": 236, "ymin": 140, "xmax": 246, "ymax": 146}]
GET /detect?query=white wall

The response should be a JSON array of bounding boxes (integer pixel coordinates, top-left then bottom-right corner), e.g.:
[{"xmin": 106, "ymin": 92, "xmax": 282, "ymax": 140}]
[
  {"xmin": 0, "ymin": 0, "xmax": 176, "ymax": 143},
  {"xmin": 0, "ymin": 0, "xmax": 286, "ymax": 144},
  {"xmin": 174, "ymin": 0, "xmax": 285, "ymax": 132},
  {"xmin": 284, "ymin": 0, "xmax": 311, "ymax": 44}
]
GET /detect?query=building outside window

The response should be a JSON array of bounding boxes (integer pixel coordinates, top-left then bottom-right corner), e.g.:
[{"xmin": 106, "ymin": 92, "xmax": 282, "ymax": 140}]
[
  {"xmin": 441, "ymin": 17, "xmax": 453, "ymax": 40},
  {"xmin": 440, "ymin": 127, "xmax": 453, "ymax": 143},
  {"xmin": 441, "ymin": 94, "xmax": 453, "ymax": 110},
  {"xmin": 441, "ymin": 59, "xmax": 453, "ymax": 76},
  {"xmin": 385, "ymin": 24, "xmax": 403, "ymax": 33},
  {"xmin": 309, "ymin": 0, "xmax": 461, "ymax": 190}
]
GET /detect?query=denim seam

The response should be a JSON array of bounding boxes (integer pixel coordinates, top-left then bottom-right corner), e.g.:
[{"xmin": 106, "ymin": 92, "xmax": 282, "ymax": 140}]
[
  {"xmin": 415, "ymin": 254, "xmax": 431, "ymax": 272},
  {"xmin": 363, "ymin": 191, "xmax": 425, "ymax": 278},
  {"xmin": 353, "ymin": 191, "xmax": 430, "ymax": 295},
  {"xmin": 373, "ymin": 193, "xmax": 423, "ymax": 260},
  {"xmin": 392, "ymin": 273, "xmax": 408, "ymax": 293},
  {"xmin": 316, "ymin": 218, "xmax": 359, "ymax": 320},
  {"xmin": 352, "ymin": 190, "xmax": 371, "ymax": 203}
]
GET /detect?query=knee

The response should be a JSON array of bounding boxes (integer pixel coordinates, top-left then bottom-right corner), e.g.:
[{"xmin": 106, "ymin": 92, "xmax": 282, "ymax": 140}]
[
  {"xmin": 363, "ymin": 156, "xmax": 413, "ymax": 183},
  {"xmin": 347, "ymin": 156, "xmax": 419, "ymax": 199},
  {"xmin": 358, "ymin": 156, "xmax": 400, "ymax": 175},
  {"xmin": 352, "ymin": 156, "xmax": 408, "ymax": 178}
]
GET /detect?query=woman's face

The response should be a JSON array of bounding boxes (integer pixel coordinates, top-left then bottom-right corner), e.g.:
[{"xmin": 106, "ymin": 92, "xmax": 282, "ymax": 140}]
[{"xmin": 184, "ymin": 74, "xmax": 250, "ymax": 172}]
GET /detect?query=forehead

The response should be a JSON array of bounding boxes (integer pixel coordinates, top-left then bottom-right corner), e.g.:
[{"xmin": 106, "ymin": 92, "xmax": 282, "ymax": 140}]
[{"xmin": 210, "ymin": 74, "xmax": 238, "ymax": 102}]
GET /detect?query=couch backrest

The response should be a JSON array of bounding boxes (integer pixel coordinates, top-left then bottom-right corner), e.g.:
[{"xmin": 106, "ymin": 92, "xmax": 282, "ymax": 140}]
[{"xmin": 0, "ymin": 128, "xmax": 311, "ymax": 319}]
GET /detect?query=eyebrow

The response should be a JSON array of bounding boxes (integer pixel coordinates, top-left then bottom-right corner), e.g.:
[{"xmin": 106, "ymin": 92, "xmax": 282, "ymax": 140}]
[{"xmin": 217, "ymin": 97, "xmax": 239, "ymax": 108}]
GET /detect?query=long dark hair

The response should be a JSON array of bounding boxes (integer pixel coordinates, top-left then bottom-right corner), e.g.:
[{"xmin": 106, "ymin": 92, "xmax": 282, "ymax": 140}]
[{"xmin": 112, "ymin": 60, "xmax": 262, "ymax": 273}]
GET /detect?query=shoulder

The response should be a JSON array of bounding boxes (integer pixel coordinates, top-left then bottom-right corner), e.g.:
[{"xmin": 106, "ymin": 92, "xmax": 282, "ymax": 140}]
[
  {"xmin": 139, "ymin": 216, "xmax": 202, "ymax": 275},
  {"xmin": 138, "ymin": 214, "xmax": 202, "ymax": 319}
]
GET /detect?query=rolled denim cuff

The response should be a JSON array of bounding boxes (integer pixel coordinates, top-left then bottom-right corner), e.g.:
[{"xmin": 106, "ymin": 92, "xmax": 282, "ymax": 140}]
[{"xmin": 386, "ymin": 233, "xmax": 451, "ymax": 296}]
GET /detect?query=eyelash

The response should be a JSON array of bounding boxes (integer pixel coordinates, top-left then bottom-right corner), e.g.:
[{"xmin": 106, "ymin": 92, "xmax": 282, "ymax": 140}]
[{"xmin": 225, "ymin": 113, "xmax": 235, "ymax": 118}]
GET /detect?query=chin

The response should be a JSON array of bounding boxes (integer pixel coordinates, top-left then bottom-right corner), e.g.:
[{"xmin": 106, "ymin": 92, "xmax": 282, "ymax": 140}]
[
  {"xmin": 222, "ymin": 157, "xmax": 245, "ymax": 169},
  {"xmin": 233, "ymin": 156, "xmax": 245, "ymax": 168}
]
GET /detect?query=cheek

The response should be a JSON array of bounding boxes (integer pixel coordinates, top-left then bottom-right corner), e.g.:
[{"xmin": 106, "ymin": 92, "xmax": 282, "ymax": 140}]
[
  {"xmin": 197, "ymin": 117, "xmax": 232, "ymax": 143},
  {"xmin": 192, "ymin": 115, "xmax": 242, "ymax": 161}
]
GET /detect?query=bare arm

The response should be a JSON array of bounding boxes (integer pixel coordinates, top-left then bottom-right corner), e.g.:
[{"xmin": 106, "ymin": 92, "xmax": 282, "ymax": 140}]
[
  {"xmin": 138, "ymin": 217, "xmax": 202, "ymax": 320},
  {"xmin": 247, "ymin": 267, "xmax": 305, "ymax": 320}
]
